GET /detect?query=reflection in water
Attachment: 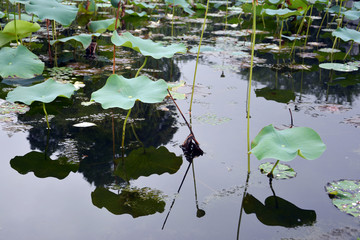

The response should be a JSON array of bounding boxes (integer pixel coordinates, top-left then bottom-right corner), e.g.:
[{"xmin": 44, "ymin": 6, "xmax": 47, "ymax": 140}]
[
  {"xmin": 243, "ymin": 193, "xmax": 316, "ymax": 227},
  {"xmin": 91, "ymin": 187, "xmax": 166, "ymax": 218}
]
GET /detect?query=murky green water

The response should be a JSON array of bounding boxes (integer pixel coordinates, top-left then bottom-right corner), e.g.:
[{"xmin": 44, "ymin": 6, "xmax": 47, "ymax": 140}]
[{"xmin": 1, "ymin": 1, "xmax": 360, "ymax": 239}]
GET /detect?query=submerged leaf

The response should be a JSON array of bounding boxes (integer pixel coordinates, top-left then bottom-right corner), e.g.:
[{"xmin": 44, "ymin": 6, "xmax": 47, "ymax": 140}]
[
  {"xmin": 91, "ymin": 74, "xmax": 168, "ymax": 110},
  {"xmin": 250, "ymin": 124, "xmax": 326, "ymax": 162},
  {"xmin": 259, "ymin": 162, "xmax": 297, "ymax": 180},
  {"xmin": 0, "ymin": 45, "xmax": 44, "ymax": 78},
  {"xmin": 6, "ymin": 78, "xmax": 76, "ymax": 105},
  {"xmin": 111, "ymin": 31, "xmax": 187, "ymax": 59},
  {"xmin": 114, "ymin": 146, "xmax": 182, "ymax": 180},
  {"xmin": 325, "ymin": 180, "xmax": 360, "ymax": 217}
]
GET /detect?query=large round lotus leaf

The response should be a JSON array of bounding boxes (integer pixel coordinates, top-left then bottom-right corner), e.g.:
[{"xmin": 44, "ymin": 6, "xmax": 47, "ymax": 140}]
[
  {"xmin": 111, "ymin": 31, "xmax": 187, "ymax": 59},
  {"xmin": 91, "ymin": 74, "xmax": 168, "ymax": 110},
  {"xmin": 259, "ymin": 162, "xmax": 297, "ymax": 180},
  {"xmin": 50, "ymin": 33, "xmax": 100, "ymax": 49},
  {"xmin": 131, "ymin": 0, "xmax": 156, "ymax": 9},
  {"xmin": 6, "ymin": 78, "xmax": 76, "ymax": 105},
  {"xmin": 10, "ymin": 151, "xmax": 79, "ymax": 179},
  {"xmin": 165, "ymin": 0, "xmax": 195, "ymax": 15},
  {"xmin": 332, "ymin": 27, "xmax": 360, "ymax": 44},
  {"xmin": 24, "ymin": 0, "xmax": 78, "ymax": 26},
  {"xmin": 88, "ymin": 18, "xmax": 120, "ymax": 33},
  {"xmin": 250, "ymin": 124, "xmax": 326, "ymax": 162},
  {"xmin": 325, "ymin": 180, "xmax": 360, "ymax": 218},
  {"xmin": 262, "ymin": 8, "xmax": 302, "ymax": 18},
  {"xmin": 114, "ymin": 146, "xmax": 183, "ymax": 180},
  {"xmin": 91, "ymin": 187, "xmax": 165, "ymax": 217},
  {"xmin": 319, "ymin": 63, "xmax": 358, "ymax": 72},
  {"xmin": 0, "ymin": 20, "xmax": 40, "ymax": 47},
  {"xmin": 344, "ymin": 10, "xmax": 360, "ymax": 21},
  {"xmin": 255, "ymin": 87, "xmax": 295, "ymax": 103},
  {"xmin": 0, "ymin": 45, "xmax": 44, "ymax": 78}
]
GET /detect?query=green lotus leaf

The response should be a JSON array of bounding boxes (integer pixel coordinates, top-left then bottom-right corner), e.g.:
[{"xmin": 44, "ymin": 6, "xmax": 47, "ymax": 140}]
[
  {"xmin": 343, "ymin": 10, "xmax": 360, "ymax": 21},
  {"xmin": 249, "ymin": 124, "xmax": 326, "ymax": 162},
  {"xmin": 50, "ymin": 33, "xmax": 100, "ymax": 49},
  {"xmin": 0, "ymin": 45, "xmax": 44, "ymax": 78},
  {"xmin": 327, "ymin": 5, "xmax": 347, "ymax": 14},
  {"xmin": 0, "ymin": 11, "xmax": 5, "ymax": 18},
  {"xmin": 332, "ymin": 27, "xmax": 360, "ymax": 44},
  {"xmin": 88, "ymin": 18, "xmax": 120, "ymax": 33},
  {"xmin": 9, "ymin": 13, "xmax": 39, "ymax": 22},
  {"xmin": 111, "ymin": 31, "xmax": 187, "ymax": 59},
  {"xmin": 259, "ymin": 162, "xmax": 297, "ymax": 180},
  {"xmin": 262, "ymin": 8, "xmax": 302, "ymax": 18},
  {"xmin": 255, "ymin": 87, "xmax": 295, "ymax": 103},
  {"xmin": 325, "ymin": 180, "xmax": 360, "ymax": 218},
  {"xmin": 353, "ymin": 2, "xmax": 360, "ymax": 10},
  {"xmin": 91, "ymin": 74, "xmax": 168, "ymax": 110},
  {"xmin": 9, "ymin": 0, "xmax": 30, "ymax": 3},
  {"xmin": 319, "ymin": 63, "xmax": 358, "ymax": 72},
  {"xmin": 6, "ymin": 78, "xmax": 76, "ymax": 105},
  {"xmin": 125, "ymin": 9, "xmax": 148, "ymax": 17},
  {"xmin": 165, "ymin": 0, "xmax": 195, "ymax": 15},
  {"xmin": 114, "ymin": 146, "xmax": 183, "ymax": 180},
  {"xmin": 91, "ymin": 187, "xmax": 165, "ymax": 217},
  {"xmin": 287, "ymin": 0, "xmax": 308, "ymax": 12},
  {"xmin": 0, "ymin": 20, "xmax": 40, "ymax": 47},
  {"xmin": 10, "ymin": 151, "xmax": 79, "ymax": 179},
  {"xmin": 111, "ymin": 0, "xmax": 121, "ymax": 7},
  {"xmin": 130, "ymin": 0, "xmax": 157, "ymax": 9},
  {"xmin": 24, "ymin": 0, "xmax": 78, "ymax": 26}
]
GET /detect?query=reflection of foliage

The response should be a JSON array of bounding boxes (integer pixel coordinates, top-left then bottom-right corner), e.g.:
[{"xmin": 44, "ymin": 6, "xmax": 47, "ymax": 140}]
[
  {"xmin": 91, "ymin": 187, "xmax": 166, "ymax": 217},
  {"xmin": 255, "ymin": 87, "xmax": 295, "ymax": 104},
  {"xmin": 114, "ymin": 146, "xmax": 183, "ymax": 180},
  {"xmin": 10, "ymin": 151, "xmax": 78, "ymax": 179},
  {"xmin": 243, "ymin": 194, "xmax": 316, "ymax": 227}
]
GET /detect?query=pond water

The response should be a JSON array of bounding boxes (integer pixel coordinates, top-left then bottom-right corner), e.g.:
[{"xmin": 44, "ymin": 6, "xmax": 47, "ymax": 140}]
[{"xmin": 1, "ymin": 1, "xmax": 360, "ymax": 239}]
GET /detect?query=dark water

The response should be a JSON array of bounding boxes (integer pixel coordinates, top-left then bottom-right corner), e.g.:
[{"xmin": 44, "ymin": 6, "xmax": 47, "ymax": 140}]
[{"xmin": 1, "ymin": 2, "xmax": 360, "ymax": 239}]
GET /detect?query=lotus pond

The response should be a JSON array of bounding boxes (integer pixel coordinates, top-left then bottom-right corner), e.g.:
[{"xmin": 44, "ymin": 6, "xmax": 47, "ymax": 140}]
[{"xmin": 1, "ymin": 0, "xmax": 360, "ymax": 239}]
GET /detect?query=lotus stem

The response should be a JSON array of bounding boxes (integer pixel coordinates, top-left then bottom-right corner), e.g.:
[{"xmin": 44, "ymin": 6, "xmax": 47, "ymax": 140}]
[
  {"xmin": 18, "ymin": 3, "xmax": 21, "ymax": 20},
  {"xmin": 130, "ymin": 122, "xmax": 144, "ymax": 148},
  {"xmin": 247, "ymin": 0, "xmax": 257, "ymax": 173},
  {"xmin": 13, "ymin": 11, "xmax": 18, "ymax": 45},
  {"xmin": 316, "ymin": 7, "xmax": 329, "ymax": 40},
  {"xmin": 189, "ymin": 0, "xmax": 210, "ymax": 115},
  {"xmin": 42, "ymin": 102, "xmax": 50, "ymax": 130},
  {"xmin": 268, "ymin": 160, "xmax": 280, "ymax": 178},
  {"xmin": 344, "ymin": 41, "xmax": 353, "ymax": 60},
  {"xmin": 171, "ymin": 1, "xmax": 175, "ymax": 38},
  {"xmin": 304, "ymin": 5, "xmax": 313, "ymax": 47},
  {"xmin": 52, "ymin": 20, "xmax": 56, "ymax": 41},
  {"xmin": 331, "ymin": 37, "xmax": 338, "ymax": 63},
  {"xmin": 236, "ymin": 172, "xmax": 250, "ymax": 239},
  {"xmin": 121, "ymin": 108, "xmax": 132, "ymax": 157},
  {"xmin": 224, "ymin": 0, "xmax": 228, "ymax": 31},
  {"xmin": 290, "ymin": 7, "xmax": 310, "ymax": 55},
  {"xmin": 135, "ymin": 56, "xmax": 148, "ymax": 78},
  {"xmin": 113, "ymin": 2, "xmax": 121, "ymax": 74}
]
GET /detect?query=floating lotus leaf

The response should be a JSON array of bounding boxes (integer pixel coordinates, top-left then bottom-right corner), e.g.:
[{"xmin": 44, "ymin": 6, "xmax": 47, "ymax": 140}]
[
  {"xmin": 50, "ymin": 33, "xmax": 100, "ymax": 49},
  {"xmin": 91, "ymin": 74, "xmax": 168, "ymax": 110},
  {"xmin": 255, "ymin": 87, "xmax": 295, "ymax": 103},
  {"xmin": 243, "ymin": 193, "xmax": 316, "ymax": 227},
  {"xmin": 130, "ymin": 0, "xmax": 156, "ymax": 9},
  {"xmin": 9, "ymin": 13, "xmax": 39, "ymax": 22},
  {"xmin": 10, "ymin": 151, "xmax": 79, "ymax": 179},
  {"xmin": 165, "ymin": 0, "xmax": 195, "ymax": 15},
  {"xmin": 114, "ymin": 146, "xmax": 183, "ymax": 180},
  {"xmin": 111, "ymin": 31, "xmax": 187, "ymax": 59},
  {"xmin": 25, "ymin": 0, "xmax": 78, "ymax": 26},
  {"xmin": 319, "ymin": 63, "xmax": 358, "ymax": 72},
  {"xmin": 259, "ymin": 162, "xmax": 297, "ymax": 180},
  {"xmin": 91, "ymin": 187, "xmax": 165, "ymax": 217},
  {"xmin": 250, "ymin": 124, "xmax": 326, "ymax": 162},
  {"xmin": 6, "ymin": 78, "xmax": 76, "ymax": 105},
  {"xmin": 262, "ymin": 8, "xmax": 302, "ymax": 18},
  {"xmin": 325, "ymin": 180, "xmax": 360, "ymax": 218},
  {"xmin": 0, "ymin": 20, "xmax": 40, "ymax": 47},
  {"xmin": 88, "ymin": 18, "xmax": 120, "ymax": 33},
  {"xmin": 125, "ymin": 10, "xmax": 148, "ymax": 17},
  {"xmin": 0, "ymin": 45, "xmax": 44, "ymax": 78},
  {"xmin": 9, "ymin": 0, "xmax": 30, "ymax": 3},
  {"xmin": 332, "ymin": 27, "xmax": 360, "ymax": 44}
]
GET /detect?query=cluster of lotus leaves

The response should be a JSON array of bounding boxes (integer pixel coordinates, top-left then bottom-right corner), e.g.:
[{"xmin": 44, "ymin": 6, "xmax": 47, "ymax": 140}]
[{"xmin": 250, "ymin": 124, "xmax": 326, "ymax": 162}]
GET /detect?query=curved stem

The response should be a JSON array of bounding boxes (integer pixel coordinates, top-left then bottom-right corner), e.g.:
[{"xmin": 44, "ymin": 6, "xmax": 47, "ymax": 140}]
[
  {"xmin": 189, "ymin": 0, "xmax": 210, "ymax": 115},
  {"xmin": 135, "ymin": 56, "xmax": 148, "ymax": 78},
  {"xmin": 269, "ymin": 160, "xmax": 280, "ymax": 177},
  {"xmin": 42, "ymin": 102, "xmax": 50, "ymax": 130}
]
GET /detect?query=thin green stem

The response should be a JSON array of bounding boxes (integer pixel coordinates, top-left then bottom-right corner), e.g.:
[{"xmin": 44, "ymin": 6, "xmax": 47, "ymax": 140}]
[
  {"xmin": 290, "ymin": 7, "xmax": 310, "ymax": 55},
  {"xmin": 247, "ymin": 0, "xmax": 256, "ymax": 173},
  {"xmin": 135, "ymin": 56, "xmax": 148, "ymax": 78},
  {"xmin": 14, "ymin": 11, "xmax": 18, "ymax": 45},
  {"xmin": 189, "ymin": 0, "xmax": 210, "ymax": 115},
  {"xmin": 344, "ymin": 41, "xmax": 353, "ymax": 60},
  {"xmin": 269, "ymin": 160, "xmax": 280, "ymax": 177},
  {"xmin": 304, "ymin": 5, "xmax": 313, "ymax": 47},
  {"xmin": 171, "ymin": 1, "xmax": 175, "ymax": 38},
  {"xmin": 121, "ymin": 108, "xmax": 132, "ymax": 157},
  {"xmin": 42, "ymin": 102, "xmax": 50, "ymax": 129},
  {"xmin": 331, "ymin": 37, "xmax": 337, "ymax": 63}
]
